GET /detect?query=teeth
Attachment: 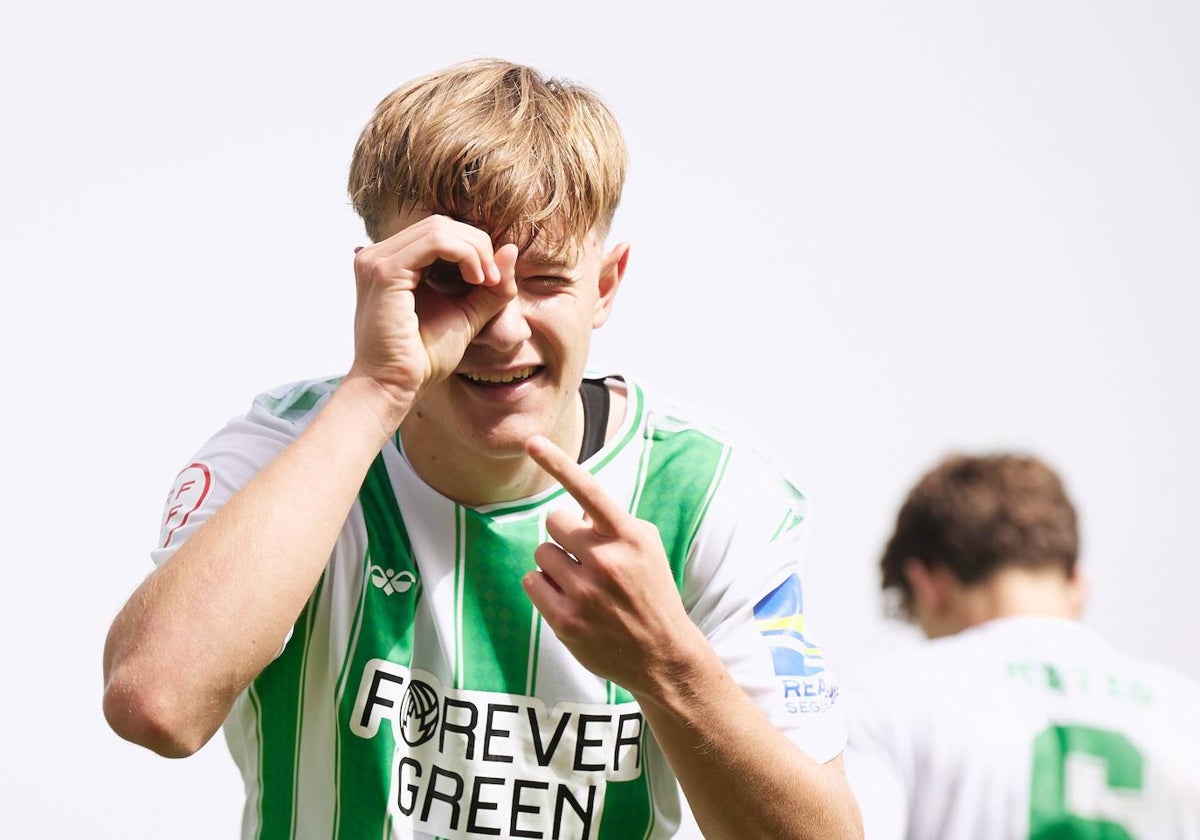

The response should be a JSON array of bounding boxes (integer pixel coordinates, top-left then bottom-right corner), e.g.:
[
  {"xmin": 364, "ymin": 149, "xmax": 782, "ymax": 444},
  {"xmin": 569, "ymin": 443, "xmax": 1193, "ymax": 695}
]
[{"xmin": 463, "ymin": 366, "xmax": 538, "ymax": 384}]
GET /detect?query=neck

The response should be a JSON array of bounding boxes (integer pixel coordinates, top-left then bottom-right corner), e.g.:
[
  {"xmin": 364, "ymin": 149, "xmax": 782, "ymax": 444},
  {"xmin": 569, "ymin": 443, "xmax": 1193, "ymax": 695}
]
[
  {"xmin": 953, "ymin": 568, "xmax": 1082, "ymax": 631},
  {"xmin": 398, "ymin": 392, "xmax": 587, "ymax": 507}
]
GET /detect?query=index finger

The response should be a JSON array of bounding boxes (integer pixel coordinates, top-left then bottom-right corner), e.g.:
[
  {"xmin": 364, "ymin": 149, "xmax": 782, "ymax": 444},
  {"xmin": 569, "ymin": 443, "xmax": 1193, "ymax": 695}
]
[{"xmin": 526, "ymin": 435, "xmax": 624, "ymax": 537}]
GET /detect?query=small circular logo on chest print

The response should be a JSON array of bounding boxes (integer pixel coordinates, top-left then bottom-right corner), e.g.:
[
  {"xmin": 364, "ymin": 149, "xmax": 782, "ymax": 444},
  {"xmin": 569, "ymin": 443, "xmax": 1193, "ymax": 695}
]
[{"xmin": 400, "ymin": 680, "xmax": 440, "ymax": 746}]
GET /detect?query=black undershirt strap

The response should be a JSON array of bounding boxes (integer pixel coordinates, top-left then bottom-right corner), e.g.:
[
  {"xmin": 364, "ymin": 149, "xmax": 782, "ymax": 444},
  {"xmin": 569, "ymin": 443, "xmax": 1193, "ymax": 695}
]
[{"xmin": 577, "ymin": 377, "xmax": 610, "ymax": 463}]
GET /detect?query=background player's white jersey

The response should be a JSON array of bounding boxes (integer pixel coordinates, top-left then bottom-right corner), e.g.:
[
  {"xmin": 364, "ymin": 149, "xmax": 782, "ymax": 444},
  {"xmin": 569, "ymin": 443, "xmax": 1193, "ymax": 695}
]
[
  {"xmin": 154, "ymin": 374, "xmax": 845, "ymax": 840},
  {"xmin": 843, "ymin": 616, "xmax": 1200, "ymax": 840}
]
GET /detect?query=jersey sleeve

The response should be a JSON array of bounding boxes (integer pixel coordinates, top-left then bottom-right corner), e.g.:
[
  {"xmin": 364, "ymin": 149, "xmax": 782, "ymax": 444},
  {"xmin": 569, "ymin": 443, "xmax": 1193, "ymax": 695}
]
[
  {"xmin": 150, "ymin": 380, "xmax": 336, "ymax": 567},
  {"xmin": 682, "ymin": 441, "xmax": 847, "ymax": 763}
]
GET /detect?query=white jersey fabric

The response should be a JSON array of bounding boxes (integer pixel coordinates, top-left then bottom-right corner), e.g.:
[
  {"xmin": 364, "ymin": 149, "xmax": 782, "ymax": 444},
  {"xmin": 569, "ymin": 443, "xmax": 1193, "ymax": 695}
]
[
  {"xmin": 153, "ymin": 374, "xmax": 845, "ymax": 840},
  {"xmin": 843, "ymin": 616, "xmax": 1200, "ymax": 840}
]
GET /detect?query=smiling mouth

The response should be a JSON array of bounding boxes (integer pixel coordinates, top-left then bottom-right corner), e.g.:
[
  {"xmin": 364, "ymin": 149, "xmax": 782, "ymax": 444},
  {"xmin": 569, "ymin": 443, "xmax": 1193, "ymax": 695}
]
[{"xmin": 458, "ymin": 366, "xmax": 543, "ymax": 386}]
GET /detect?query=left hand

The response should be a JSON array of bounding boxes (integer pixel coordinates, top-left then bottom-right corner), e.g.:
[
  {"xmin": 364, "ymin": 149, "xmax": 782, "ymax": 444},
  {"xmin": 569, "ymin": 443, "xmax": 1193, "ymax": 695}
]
[{"xmin": 522, "ymin": 435, "xmax": 707, "ymax": 694}]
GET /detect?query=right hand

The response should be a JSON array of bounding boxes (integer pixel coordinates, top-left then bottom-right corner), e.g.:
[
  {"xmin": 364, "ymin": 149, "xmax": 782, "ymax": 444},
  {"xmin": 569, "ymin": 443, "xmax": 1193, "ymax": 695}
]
[{"xmin": 347, "ymin": 214, "xmax": 519, "ymax": 416}]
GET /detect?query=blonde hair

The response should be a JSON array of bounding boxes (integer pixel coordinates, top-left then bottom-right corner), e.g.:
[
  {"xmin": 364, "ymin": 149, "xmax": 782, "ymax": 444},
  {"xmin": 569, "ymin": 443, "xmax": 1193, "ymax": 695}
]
[{"xmin": 348, "ymin": 58, "xmax": 627, "ymax": 258}]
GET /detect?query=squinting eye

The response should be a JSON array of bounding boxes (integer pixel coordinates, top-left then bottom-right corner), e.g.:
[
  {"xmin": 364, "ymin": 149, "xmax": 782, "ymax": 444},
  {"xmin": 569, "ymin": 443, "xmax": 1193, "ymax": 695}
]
[
  {"xmin": 422, "ymin": 260, "xmax": 472, "ymax": 298},
  {"xmin": 527, "ymin": 275, "xmax": 572, "ymax": 288}
]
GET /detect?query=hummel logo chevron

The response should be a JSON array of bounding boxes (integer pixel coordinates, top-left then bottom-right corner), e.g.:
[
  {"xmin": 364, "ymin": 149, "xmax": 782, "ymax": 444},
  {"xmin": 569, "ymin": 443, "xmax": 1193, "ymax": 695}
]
[{"xmin": 369, "ymin": 565, "xmax": 417, "ymax": 596}]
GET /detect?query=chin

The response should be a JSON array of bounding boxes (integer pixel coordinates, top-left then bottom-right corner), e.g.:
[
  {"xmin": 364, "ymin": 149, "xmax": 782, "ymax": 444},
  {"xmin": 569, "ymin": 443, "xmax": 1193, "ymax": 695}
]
[{"xmin": 463, "ymin": 419, "xmax": 543, "ymax": 459}]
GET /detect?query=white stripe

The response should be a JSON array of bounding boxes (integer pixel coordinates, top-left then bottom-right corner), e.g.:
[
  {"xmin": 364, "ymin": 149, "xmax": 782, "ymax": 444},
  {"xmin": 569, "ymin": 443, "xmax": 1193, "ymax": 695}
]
[
  {"xmin": 525, "ymin": 516, "xmax": 548, "ymax": 695},
  {"xmin": 454, "ymin": 504, "xmax": 467, "ymax": 690},
  {"xmin": 295, "ymin": 581, "xmax": 337, "ymax": 836},
  {"xmin": 628, "ymin": 416, "xmax": 657, "ymax": 515},
  {"xmin": 695, "ymin": 443, "xmax": 732, "ymax": 537}
]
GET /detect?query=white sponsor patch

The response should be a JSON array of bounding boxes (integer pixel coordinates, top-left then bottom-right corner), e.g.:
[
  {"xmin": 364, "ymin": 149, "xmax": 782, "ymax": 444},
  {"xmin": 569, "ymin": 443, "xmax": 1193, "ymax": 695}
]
[
  {"xmin": 159, "ymin": 462, "xmax": 212, "ymax": 548},
  {"xmin": 351, "ymin": 660, "xmax": 645, "ymax": 839}
]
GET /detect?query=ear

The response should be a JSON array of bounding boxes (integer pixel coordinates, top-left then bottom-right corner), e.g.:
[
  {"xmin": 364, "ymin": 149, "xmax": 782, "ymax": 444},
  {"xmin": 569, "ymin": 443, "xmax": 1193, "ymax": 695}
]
[
  {"xmin": 903, "ymin": 559, "xmax": 956, "ymax": 638},
  {"xmin": 903, "ymin": 559, "xmax": 940, "ymax": 613},
  {"xmin": 592, "ymin": 241, "xmax": 630, "ymax": 328}
]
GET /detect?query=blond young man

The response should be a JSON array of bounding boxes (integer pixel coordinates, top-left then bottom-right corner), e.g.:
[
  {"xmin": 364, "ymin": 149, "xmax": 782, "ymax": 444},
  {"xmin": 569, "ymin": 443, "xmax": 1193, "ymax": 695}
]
[
  {"xmin": 103, "ymin": 59, "xmax": 861, "ymax": 840},
  {"xmin": 844, "ymin": 454, "xmax": 1200, "ymax": 840}
]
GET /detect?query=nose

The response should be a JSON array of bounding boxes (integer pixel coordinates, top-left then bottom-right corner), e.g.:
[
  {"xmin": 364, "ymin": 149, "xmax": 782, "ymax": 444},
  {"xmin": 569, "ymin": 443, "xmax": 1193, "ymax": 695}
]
[{"xmin": 472, "ymin": 294, "xmax": 532, "ymax": 352}]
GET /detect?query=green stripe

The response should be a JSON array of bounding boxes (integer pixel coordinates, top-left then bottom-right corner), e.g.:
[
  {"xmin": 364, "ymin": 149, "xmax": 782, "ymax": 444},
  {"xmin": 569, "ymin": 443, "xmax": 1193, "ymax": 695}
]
[
  {"xmin": 330, "ymin": 529, "xmax": 372, "ymax": 836},
  {"xmin": 599, "ymin": 423, "xmax": 730, "ymax": 840},
  {"xmin": 247, "ymin": 574, "xmax": 325, "ymax": 840},
  {"xmin": 454, "ymin": 505, "xmax": 465, "ymax": 689},
  {"xmin": 333, "ymin": 455, "xmax": 419, "ymax": 840},
  {"xmin": 248, "ymin": 685, "xmax": 265, "ymax": 838},
  {"xmin": 641, "ymin": 733, "xmax": 657, "ymax": 840},
  {"xmin": 526, "ymin": 611, "xmax": 544, "ymax": 695},
  {"xmin": 457, "ymin": 510, "xmax": 542, "ymax": 693},
  {"xmin": 634, "ymin": 425, "xmax": 730, "ymax": 589},
  {"xmin": 526, "ymin": 515, "xmax": 549, "ymax": 695},
  {"xmin": 596, "ymin": 726, "xmax": 655, "ymax": 840}
]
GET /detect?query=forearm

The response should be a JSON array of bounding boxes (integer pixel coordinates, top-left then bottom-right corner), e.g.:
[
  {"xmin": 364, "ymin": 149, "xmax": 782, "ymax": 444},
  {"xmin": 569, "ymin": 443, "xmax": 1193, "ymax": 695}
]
[
  {"xmin": 103, "ymin": 376, "xmax": 407, "ymax": 756},
  {"xmin": 633, "ymin": 634, "xmax": 862, "ymax": 840}
]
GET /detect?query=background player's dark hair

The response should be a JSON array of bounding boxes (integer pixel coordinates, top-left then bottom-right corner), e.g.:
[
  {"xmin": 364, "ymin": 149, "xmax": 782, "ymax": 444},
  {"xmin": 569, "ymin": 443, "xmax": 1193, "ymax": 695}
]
[{"xmin": 880, "ymin": 453, "xmax": 1079, "ymax": 618}]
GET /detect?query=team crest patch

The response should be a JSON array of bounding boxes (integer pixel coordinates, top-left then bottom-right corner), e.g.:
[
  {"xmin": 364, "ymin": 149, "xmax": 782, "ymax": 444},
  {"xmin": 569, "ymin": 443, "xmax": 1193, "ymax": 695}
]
[
  {"xmin": 159, "ymin": 462, "xmax": 212, "ymax": 548},
  {"xmin": 753, "ymin": 574, "xmax": 825, "ymax": 677}
]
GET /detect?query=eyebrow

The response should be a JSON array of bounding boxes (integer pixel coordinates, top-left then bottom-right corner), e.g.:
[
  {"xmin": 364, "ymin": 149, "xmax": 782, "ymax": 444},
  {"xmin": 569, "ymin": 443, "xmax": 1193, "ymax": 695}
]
[
  {"xmin": 519, "ymin": 258, "xmax": 573, "ymax": 272},
  {"xmin": 516, "ymin": 248, "xmax": 576, "ymax": 270}
]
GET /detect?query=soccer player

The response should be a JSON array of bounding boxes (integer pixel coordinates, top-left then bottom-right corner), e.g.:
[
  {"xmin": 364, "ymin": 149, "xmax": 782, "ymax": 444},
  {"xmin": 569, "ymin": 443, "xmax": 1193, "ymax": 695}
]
[
  {"xmin": 844, "ymin": 453, "xmax": 1200, "ymax": 839},
  {"xmin": 102, "ymin": 59, "xmax": 861, "ymax": 840}
]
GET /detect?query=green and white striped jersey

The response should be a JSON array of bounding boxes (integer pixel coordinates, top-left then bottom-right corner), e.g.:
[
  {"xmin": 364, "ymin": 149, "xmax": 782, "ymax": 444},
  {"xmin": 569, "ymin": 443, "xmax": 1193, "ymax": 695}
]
[
  {"xmin": 155, "ymin": 375, "xmax": 845, "ymax": 840},
  {"xmin": 843, "ymin": 617, "xmax": 1200, "ymax": 840}
]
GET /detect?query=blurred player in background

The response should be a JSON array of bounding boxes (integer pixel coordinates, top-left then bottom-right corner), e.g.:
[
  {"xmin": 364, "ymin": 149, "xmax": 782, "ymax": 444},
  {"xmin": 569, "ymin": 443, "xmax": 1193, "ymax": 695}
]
[
  {"xmin": 101, "ymin": 58, "xmax": 860, "ymax": 839},
  {"xmin": 844, "ymin": 452, "xmax": 1200, "ymax": 839}
]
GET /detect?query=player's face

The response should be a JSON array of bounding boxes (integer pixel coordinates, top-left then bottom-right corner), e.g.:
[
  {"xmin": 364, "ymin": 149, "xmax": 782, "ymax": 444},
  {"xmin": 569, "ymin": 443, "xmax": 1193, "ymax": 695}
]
[{"xmin": 385, "ymin": 207, "xmax": 628, "ymax": 487}]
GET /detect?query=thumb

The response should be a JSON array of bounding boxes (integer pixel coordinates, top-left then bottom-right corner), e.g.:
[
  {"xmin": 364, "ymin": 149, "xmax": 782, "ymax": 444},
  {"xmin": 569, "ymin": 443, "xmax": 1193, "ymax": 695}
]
[{"xmin": 493, "ymin": 242, "xmax": 519, "ymax": 278}]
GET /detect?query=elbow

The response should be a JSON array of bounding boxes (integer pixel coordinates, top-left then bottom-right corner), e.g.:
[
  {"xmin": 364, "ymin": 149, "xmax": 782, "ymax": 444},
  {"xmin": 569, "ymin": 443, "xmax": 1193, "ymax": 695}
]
[
  {"xmin": 814, "ymin": 803, "xmax": 863, "ymax": 840},
  {"xmin": 102, "ymin": 673, "xmax": 213, "ymax": 759},
  {"xmin": 842, "ymin": 793, "xmax": 865, "ymax": 840}
]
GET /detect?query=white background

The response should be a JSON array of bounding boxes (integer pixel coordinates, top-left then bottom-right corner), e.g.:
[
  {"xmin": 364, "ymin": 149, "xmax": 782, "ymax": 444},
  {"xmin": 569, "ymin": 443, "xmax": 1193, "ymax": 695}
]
[{"xmin": 2, "ymin": 1, "xmax": 1197, "ymax": 837}]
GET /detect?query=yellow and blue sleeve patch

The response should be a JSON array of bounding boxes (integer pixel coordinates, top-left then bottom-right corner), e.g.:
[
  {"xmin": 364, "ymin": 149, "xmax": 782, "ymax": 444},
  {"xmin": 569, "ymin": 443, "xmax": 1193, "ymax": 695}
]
[{"xmin": 753, "ymin": 574, "xmax": 825, "ymax": 677}]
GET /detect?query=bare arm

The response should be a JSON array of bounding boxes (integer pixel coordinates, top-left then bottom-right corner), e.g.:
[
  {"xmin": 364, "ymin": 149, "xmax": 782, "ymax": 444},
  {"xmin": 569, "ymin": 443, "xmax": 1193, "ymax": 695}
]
[
  {"xmin": 102, "ymin": 379, "xmax": 406, "ymax": 756},
  {"xmin": 521, "ymin": 435, "xmax": 863, "ymax": 839},
  {"xmin": 103, "ymin": 217, "xmax": 517, "ymax": 756},
  {"xmin": 635, "ymin": 636, "xmax": 861, "ymax": 839}
]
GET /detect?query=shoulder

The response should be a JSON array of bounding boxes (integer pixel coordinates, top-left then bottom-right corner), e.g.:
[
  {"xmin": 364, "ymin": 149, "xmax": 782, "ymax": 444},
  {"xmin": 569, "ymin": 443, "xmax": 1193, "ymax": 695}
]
[
  {"xmin": 175, "ymin": 376, "xmax": 342, "ymax": 493},
  {"xmin": 619, "ymin": 374, "xmax": 808, "ymax": 524},
  {"xmin": 630, "ymin": 374, "xmax": 762, "ymax": 445},
  {"xmin": 1103, "ymin": 640, "xmax": 1200, "ymax": 721},
  {"xmin": 247, "ymin": 376, "xmax": 343, "ymax": 427},
  {"xmin": 626, "ymin": 375, "xmax": 803, "ymax": 484}
]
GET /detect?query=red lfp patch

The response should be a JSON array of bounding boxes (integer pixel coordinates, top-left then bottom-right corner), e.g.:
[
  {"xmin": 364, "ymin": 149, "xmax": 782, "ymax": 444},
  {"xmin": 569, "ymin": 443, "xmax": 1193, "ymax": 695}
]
[{"xmin": 159, "ymin": 462, "xmax": 212, "ymax": 548}]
